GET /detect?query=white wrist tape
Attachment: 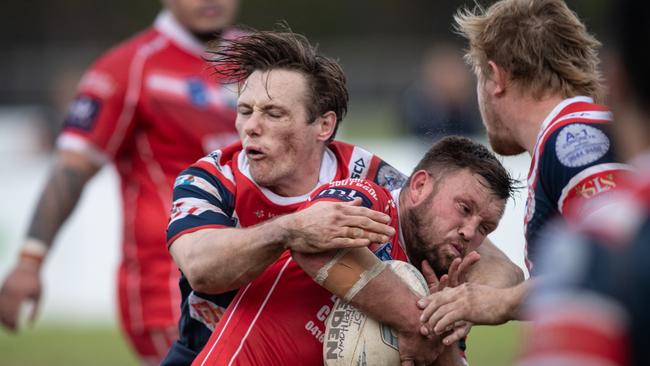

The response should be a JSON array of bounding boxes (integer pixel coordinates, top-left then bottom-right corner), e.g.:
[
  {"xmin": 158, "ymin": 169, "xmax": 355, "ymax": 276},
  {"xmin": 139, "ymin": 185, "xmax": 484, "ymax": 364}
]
[
  {"xmin": 21, "ymin": 238, "xmax": 48, "ymax": 258},
  {"xmin": 342, "ymin": 261, "xmax": 387, "ymax": 303},
  {"xmin": 315, "ymin": 248, "xmax": 352, "ymax": 285}
]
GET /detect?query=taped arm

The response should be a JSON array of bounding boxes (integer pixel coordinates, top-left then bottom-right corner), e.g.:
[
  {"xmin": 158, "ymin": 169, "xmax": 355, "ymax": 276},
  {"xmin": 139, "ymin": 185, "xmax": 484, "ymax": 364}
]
[{"xmin": 293, "ymin": 248, "xmax": 422, "ymax": 332}]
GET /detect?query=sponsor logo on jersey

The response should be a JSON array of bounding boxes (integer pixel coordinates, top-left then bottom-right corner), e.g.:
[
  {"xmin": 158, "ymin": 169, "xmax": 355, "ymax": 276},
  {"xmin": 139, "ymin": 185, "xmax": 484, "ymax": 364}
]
[
  {"xmin": 555, "ymin": 124, "xmax": 610, "ymax": 168},
  {"xmin": 63, "ymin": 96, "xmax": 101, "ymax": 131},
  {"xmin": 187, "ymin": 78, "xmax": 208, "ymax": 108},
  {"xmin": 374, "ymin": 242, "xmax": 393, "ymax": 261},
  {"xmin": 315, "ymin": 187, "xmax": 373, "ymax": 208},
  {"xmin": 376, "ymin": 162, "xmax": 407, "ymax": 191}
]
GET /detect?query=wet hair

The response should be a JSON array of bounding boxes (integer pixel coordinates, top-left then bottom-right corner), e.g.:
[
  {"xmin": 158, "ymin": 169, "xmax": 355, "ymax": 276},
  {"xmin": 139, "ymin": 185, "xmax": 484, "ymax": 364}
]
[
  {"xmin": 205, "ymin": 26, "xmax": 348, "ymax": 142},
  {"xmin": 408, "ymin": 136, "xmax": 517, "ymax": 201},
  {"xmin": 455, "ymin": 0, "xmax": 604, "ymax": 102}
]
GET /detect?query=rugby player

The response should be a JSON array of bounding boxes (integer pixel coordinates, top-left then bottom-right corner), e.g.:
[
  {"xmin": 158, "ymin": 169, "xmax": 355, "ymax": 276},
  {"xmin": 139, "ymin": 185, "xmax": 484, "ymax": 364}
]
[
  {"xmin": 418, "ymin": 0, "xmax": 630, "ymax": 344},
  {"xmin": 519, "ymin": 0, "xmax": 650, "ymax": 364},
  {"xmin": 167, "ymin": 28, "xmax": 523, "ymax": 364},
  {"xmin": 0, "ymin": 0, "xmax": 241, "ymax": 363},
  {"xmin": 191, "ymin": 136, "xmax": 515, "ymax": 366}
]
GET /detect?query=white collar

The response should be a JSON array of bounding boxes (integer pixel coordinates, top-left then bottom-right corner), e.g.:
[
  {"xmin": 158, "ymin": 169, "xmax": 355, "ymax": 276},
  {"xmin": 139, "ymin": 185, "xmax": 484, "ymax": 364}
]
[
  {"xmin": 537, "ymin": 96, "xmax": 594, "ymax": 140},
  {"xmin": 238, "ymin": 148, "xmax": 338, "ymax": 206},
  {"xmin": 154, "ymin": 10, "xmax": 205, "ymax": 57}
]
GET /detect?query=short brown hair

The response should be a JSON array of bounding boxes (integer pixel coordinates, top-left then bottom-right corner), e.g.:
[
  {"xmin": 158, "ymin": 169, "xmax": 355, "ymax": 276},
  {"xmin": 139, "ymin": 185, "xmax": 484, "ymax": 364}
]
[
  {"xmin": 455, "ymin": 0, "xmax": 604, "ymax": 102},
  {"xmin": 205, "ymin": 28, "xmax": 348, "ymax": 142},
  {"xmin": 409, "ymin": 136, "xmax": 517, "ymax": 201}
]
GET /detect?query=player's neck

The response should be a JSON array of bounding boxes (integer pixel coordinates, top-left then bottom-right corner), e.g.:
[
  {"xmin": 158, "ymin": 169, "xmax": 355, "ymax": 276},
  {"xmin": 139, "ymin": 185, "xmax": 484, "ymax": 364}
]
[{"xmin": 510, "ymin": 93, "xmax": 565, "ymax": 155}]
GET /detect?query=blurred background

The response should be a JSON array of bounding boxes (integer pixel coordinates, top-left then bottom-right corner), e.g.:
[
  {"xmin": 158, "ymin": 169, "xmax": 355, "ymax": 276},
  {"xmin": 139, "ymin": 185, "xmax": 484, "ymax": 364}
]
[{"xmin": 0, "ymin": 0, "xmax": 608, "ymax": 364}]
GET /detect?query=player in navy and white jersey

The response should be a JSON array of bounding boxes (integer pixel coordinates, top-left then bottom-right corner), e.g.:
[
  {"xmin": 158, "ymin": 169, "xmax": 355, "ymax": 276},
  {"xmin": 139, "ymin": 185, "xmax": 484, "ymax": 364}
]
[
  {"xmin": 165, "ymin": 140, "xmax": 405, "ymax": 364},
  {"xmin": 519, "ymin": 0, "xmax": 650, "ymax": 364},
  {"xmin": 519, "ymin": 176, "xmax": 650, "ymax": 365},
  {"xmin": 417, "ymin": 0, "xmax": 630, "ymax": 345}
]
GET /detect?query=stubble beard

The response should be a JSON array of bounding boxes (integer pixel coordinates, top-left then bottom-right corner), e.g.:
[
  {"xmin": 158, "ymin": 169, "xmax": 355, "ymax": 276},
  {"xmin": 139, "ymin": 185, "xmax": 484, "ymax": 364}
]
[{"xmin": 402, "ymin": 195, "xmax": 451, "ymax": 276}]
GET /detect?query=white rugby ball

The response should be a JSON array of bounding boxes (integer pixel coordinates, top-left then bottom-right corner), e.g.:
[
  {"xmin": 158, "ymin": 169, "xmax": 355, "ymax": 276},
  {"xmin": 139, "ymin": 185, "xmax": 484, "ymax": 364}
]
[{"xmin": 323, "ymin": 260, "xmax": 429, "ymax": 366}]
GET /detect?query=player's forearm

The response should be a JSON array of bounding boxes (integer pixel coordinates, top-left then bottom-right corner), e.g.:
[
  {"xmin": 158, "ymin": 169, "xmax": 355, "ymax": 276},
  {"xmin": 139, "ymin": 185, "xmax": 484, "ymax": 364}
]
[
  {"xmin": 23, "ymin": 151, "xmax": 98, "ymax": 264},
  {"xmin": 467, "ymin": 238, "xmax": 524, "ymax": 288},
  {"xmin": 293, "ymin": 249, "xmax": 422, "ymax": 333},
  {"xmin": 170, "ymin": 218, "xmax": 291, "ymax": 294},
  {"xmin": 503, "ymin": 279, "xmax": 532, "ymax": 321}
]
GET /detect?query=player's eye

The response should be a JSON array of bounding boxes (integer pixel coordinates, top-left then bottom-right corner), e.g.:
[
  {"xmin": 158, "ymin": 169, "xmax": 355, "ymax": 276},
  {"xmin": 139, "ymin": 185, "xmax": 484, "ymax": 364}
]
[{"xmin": 237, "ymin": 107, "xmax": 252, "ymax": 116}]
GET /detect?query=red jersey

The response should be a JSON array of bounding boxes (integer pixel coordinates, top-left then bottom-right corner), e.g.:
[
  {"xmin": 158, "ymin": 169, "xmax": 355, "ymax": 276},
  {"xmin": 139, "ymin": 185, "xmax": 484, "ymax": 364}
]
[
  {"xmin": 56, "ymin": 10, "xmax": 240, "ymax": 332},
  {"xmin": 190, "ymin": 178, "xmax": 408, "ymax": 366},
  {"xmin": 166, "ymin": 141, "xmax": 408, "ymax": 363}
]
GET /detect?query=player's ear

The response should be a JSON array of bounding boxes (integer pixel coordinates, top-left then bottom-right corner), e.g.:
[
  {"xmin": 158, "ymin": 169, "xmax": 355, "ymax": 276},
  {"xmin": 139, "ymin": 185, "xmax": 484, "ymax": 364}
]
[
  {"xmin": 487, "ymin": 61, "xmax": 508, "ymax": 96},
  {"xmin": 315, "ymin": 111, "xmax": 337, "ymax": 142},
  {"xmin": 406, "ymin": 170, "xmax": 431, "ymax": 205}
]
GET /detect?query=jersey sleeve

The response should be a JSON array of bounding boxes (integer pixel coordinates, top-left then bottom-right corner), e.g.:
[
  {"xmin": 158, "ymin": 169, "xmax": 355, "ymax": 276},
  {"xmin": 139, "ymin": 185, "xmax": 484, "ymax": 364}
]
[
  {"xmin": 56, "ymin": 40, "xmax": 141, "ymax": 165},
  {"xmin": 539, "ymin": 122, "xmax": 629, "ymax": 218},
  {"xmin": 306, "ymin": 178, "xmax": 392, "ymax": 214},
  {"xmin": 167, "ymin": 165, "xmax": 237, "ymax": 246}
]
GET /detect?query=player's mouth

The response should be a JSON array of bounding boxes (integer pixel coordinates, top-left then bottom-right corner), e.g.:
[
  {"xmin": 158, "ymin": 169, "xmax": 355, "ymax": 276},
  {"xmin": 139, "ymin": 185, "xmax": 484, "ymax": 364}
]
[
  {"xmin": 245, "ymin": 146, "xmax": 266, "ymax": 160},
  {"xmin": 199, "ymin": 5, "xmax": 223, "ymax": 18},
  {"xmin": 447, "ymin": 242, "xmax": 463, "ymax": 257}
]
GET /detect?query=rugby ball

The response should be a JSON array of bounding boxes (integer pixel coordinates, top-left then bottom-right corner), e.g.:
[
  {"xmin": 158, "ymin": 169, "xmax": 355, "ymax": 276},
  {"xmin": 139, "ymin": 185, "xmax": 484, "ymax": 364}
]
[{"xmin": 323, "ymin": 260, "xmax": 429, "ymax": 366}]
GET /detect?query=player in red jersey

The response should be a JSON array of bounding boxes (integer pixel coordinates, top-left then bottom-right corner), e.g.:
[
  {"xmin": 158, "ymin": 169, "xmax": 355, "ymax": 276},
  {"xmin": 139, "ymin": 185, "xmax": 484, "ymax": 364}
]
[
  {"xmin": 168, "ymin": 29, "xmax": 523, "ymax": 365},
  {"xmin": 0, "ymin": 0, "xmax": 240, "ymax": 364},
  {"xmin": 191, "ymin": 136, "xmax": 515, "ymax": 366},
  {"xmin": 417, "ymin": 0, "xmax": 630, "ymax": 344},
  {"xmin": 518, "ymin": 1, "xmax": 650, "ymax": 364}
]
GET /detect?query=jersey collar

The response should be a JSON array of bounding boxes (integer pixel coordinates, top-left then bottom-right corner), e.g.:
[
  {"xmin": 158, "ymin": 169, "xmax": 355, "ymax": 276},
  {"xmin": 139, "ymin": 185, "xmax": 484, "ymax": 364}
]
[
  {"xmin": 154, "ymin": 10, "xmax": 205, "ymax": 57},
  {"xmin": 238, "ymin": 147, "xmax": 338, "ymax": 206}
]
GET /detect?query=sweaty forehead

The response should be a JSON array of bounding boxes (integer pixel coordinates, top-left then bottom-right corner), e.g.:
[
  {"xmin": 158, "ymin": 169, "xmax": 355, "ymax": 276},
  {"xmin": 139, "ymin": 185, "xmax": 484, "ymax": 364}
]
[{"xmin": 239, "ymin": 69, "xmax": 311, "ymax": 107}]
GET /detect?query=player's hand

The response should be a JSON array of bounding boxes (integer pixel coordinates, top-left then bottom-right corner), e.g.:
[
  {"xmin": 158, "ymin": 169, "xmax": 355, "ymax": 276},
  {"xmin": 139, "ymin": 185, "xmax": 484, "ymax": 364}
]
[
  {"xmin": 0, "ymin": 259, "xmax": 42, "ymax": 331},
  {"xmin": 418, "ymin": 253, "xmax": 480, "ymax": 344},
  {"xmin": 282, "ymin": 197, "xmax": 395, "ymax": 253},
  {"xmin": 417, "ymin": 283, "xmax": 514, "ymax": 345},
  {"xmin": 397, "ymin": 328, "xmax": 444, "ymax": 366}
]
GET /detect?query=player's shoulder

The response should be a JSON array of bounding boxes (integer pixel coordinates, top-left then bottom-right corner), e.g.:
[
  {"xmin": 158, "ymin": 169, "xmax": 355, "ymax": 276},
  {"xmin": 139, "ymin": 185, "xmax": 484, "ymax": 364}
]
[
  {"xmin": 184, "ymin": 142, "xmax": 241, "ymax": 191},
  {"xmin": 311, "ymin": 178, "xmax": 392, "ymax": 210},
  {"xmin": 90, "ymin": 27, "xmax": 162, "ymax": 71}
]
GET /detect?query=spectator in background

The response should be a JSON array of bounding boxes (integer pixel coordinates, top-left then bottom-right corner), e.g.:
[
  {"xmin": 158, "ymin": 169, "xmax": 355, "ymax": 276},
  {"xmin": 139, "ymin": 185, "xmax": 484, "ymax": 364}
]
[
  {"xmin": 398, "ymin": 43, "xmax": 481, "ymax": 141},
  {"xmin": 518, "ymin": 0, "xmax": 650, "ymax": 364},
  {"xmin": 0, "ymin": 0, "xmax": 241, "ymax": 364}
]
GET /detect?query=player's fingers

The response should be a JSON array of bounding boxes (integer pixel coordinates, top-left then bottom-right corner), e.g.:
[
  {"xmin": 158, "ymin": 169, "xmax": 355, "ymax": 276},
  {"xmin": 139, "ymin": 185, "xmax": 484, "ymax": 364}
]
[
  {"xmin": 337, "ymin": 215, "xmax": 394, "ymax": 238},
  {"xmin": 421, "ymin": 260, "xmax": 439, "ymax": 292},
  {"xmin": 0, "ymin": 296, "xmax": 20, "ymax": 331},
  {"xmin": 28, "ymin": 297, "xmax": 41, "ymax": 326},
  {"xmin": 442, "ymin": 324, "xmax": 470, "ymax": 346},
  {"xmin": 447, "ymin": 258, "xmax": 462, "ymax": 287},
  {"xmin": 339, "ymin": 202, "xmax": 392, "ymax": 224},
  {"xmin": 330, "ymin": 237, "xmax": 371, "ymax": 249},
  {"xmin": 456, "ymin": 251, "xmax": 481, "ymax": 284},
  {"xmin": 437, "ymin": 275, "xmax": 449, "ymax": 292},
  {"xmin": 427, "ymin": 303, "xmax": 458, "ymax": 334},
  {"xmin": 419, "ymin": 292, "xmax": 452, "ymax": 323},
  {"xmin": 433, "ymin": 309, "xmax": 464, "ymax": 335}
]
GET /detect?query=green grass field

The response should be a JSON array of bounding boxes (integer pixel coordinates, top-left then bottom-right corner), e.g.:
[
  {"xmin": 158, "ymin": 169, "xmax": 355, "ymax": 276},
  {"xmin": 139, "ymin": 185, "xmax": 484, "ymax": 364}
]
[{"xmin": 0, "ymin": 321, "xmax": 522, "ymax": 365}]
